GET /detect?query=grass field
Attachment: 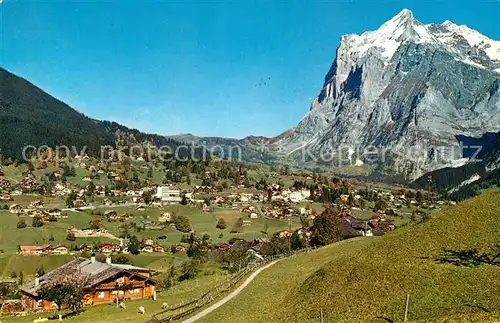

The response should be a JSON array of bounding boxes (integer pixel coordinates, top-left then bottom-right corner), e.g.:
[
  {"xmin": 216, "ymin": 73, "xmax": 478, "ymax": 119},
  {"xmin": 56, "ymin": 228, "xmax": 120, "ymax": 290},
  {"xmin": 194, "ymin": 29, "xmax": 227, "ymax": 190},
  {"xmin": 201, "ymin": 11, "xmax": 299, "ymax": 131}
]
[
  {"xmin": 0, "ymin": 254, "xmax": 74, "ymax": 280},
  {"xmin": 196, "ymin": 191, "xmax": 500, "ymax": 323},
  {"xmin": 0, "ymin": 210, "xmax": 117, "ymax": 254},
  {"xmin": 8, "ymin": 195, "xmax": 67, "ymax": 209},
  {"xmin": 0, "ymin": 203, "xmax": 298, "ymax": 277},
  {"xmin": 351, "ymin": 204, "xmax": 421, "ymax": 227},
  {"xmin": 87, "ymin": 204, "xmax": 301, "ymax": 248}
]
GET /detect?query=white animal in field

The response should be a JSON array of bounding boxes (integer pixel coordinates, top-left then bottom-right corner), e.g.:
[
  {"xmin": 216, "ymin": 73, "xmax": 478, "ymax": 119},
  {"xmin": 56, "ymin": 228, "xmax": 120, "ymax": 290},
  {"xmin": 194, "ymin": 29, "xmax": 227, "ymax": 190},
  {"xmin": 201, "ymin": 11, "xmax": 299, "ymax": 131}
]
[
  {"xmin": 162, "ymin": 302, "xmax": 168, "ymax": 309},
  {"xmin": 119, "ymin": 302, "xmax": 126, "ymax": 310},
  {"xmin": 138, "ymin": 306, "xmax": 145, "ymax": 314}
]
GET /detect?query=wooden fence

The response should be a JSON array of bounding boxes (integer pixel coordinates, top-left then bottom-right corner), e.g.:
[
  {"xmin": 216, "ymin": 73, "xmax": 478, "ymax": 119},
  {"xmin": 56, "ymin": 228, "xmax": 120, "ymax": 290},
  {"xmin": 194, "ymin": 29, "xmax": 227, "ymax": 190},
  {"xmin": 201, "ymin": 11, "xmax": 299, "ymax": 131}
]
[{"xmin": 147, "ymin": 249, "xmax": 315, "ymax": 323}]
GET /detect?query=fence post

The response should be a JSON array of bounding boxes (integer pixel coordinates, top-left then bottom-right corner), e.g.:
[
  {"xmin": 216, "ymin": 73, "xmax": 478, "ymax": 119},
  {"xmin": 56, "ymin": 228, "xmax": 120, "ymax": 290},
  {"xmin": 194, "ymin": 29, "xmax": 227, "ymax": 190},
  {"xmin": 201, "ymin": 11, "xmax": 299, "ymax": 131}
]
[
  {"xmin": 403, "ymin": 293, "xmax": 410, "ymax": 322},
  {"xmin": 320, "ymin": 308, "xmax": 324, "ymax": 323}
]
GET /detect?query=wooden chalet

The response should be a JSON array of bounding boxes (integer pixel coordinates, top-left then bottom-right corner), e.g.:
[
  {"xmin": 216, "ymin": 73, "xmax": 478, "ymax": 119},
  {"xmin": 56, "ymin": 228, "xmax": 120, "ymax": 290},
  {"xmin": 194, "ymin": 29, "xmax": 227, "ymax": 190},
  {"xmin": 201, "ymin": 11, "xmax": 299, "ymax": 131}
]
[
  {"xmin": 20, "ymin": 257, "xmax": 155, "ymax": 312},
  {"xmin": 99, "ymin": 243, "xmax": 121, "ymax": 253}
]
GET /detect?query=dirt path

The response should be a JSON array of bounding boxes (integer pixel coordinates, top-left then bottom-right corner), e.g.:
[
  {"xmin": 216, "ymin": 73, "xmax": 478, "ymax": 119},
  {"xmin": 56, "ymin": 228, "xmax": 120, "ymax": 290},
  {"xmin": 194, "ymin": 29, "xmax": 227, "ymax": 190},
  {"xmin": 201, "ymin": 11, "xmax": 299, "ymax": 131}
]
[{"xmin": 181, "ymin": 260, "xmax": 278, "ymax": 323}]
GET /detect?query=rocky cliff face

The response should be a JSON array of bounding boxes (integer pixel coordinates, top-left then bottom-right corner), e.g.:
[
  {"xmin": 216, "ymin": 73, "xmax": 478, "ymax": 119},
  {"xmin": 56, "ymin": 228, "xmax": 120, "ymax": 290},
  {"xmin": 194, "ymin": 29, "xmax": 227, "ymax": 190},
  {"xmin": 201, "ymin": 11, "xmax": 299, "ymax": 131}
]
[{"xmin": 272, "ymin": 9, "xmax": 500, "ymax": 179}]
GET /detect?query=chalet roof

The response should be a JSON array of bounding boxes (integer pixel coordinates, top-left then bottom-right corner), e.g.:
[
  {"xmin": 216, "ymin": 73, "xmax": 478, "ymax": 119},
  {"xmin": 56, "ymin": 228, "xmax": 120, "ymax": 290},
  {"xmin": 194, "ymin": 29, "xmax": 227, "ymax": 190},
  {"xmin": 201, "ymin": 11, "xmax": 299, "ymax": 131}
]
[
  {"xmin": 99, "ymin": 243, "xmax": 120, "ymax": 248},
  {"xmin": 20, "ymin": 257, "xmax": 154, "ymax": 298},
  {"xmin": 19, "ymin": 244, "xmax": 65, "ymax": 251},
  {"xmin": 19, "ymin": 245, "xmax": 51, "ymax": 251}
]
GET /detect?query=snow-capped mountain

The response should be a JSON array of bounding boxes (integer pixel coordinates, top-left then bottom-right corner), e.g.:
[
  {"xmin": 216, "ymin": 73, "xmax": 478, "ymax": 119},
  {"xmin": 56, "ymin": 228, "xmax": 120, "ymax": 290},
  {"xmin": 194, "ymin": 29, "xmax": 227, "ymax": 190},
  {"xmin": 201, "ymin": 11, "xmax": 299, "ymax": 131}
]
[{"xmin": 270, "ymin": 9, "xmax": 500, "ymax": 179}]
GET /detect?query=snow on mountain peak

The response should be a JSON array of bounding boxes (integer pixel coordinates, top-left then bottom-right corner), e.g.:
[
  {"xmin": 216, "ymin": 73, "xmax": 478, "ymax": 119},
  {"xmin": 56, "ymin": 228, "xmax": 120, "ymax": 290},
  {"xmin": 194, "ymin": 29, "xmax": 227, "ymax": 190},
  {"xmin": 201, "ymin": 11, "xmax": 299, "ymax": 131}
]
[
  {"xmin": 346, "ymin": 9, "xmax": 438, "ymax": 62},
  {"xmin": 342, "ymin": 10, "xmax": 500, "ymax": 71},
  {"xmin": 434, "ymin": 21, "xmax": 500, "ymax": 63},
  {"xmin": 383, "ymin": 9, "xmax": 414, "ymax": 24}
]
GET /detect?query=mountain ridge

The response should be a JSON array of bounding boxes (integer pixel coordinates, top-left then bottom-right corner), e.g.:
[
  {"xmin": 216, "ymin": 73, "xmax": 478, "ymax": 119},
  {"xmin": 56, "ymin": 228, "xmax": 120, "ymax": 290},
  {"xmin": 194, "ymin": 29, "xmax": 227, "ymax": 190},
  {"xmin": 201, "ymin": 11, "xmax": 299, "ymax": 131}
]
[{"xmin": 0, "ymin": 67, "xmax": 195, "ymax": 161}]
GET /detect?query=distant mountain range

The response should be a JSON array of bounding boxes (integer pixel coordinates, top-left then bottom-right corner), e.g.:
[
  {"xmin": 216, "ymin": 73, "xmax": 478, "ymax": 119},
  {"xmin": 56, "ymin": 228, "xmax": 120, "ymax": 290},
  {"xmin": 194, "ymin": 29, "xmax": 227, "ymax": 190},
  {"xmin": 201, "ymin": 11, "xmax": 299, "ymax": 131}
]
[{"xmin": 412, "ymin": 130, "xmax": 500, "ymax": 200}]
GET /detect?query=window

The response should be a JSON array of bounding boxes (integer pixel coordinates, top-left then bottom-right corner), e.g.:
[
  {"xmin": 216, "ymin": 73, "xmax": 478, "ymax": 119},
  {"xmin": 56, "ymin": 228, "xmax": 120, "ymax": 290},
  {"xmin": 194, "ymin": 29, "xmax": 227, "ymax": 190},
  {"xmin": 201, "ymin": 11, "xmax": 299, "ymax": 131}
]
[{"xmin": 97, "ymin": 291, "xmax": 105, "ymax": 299}]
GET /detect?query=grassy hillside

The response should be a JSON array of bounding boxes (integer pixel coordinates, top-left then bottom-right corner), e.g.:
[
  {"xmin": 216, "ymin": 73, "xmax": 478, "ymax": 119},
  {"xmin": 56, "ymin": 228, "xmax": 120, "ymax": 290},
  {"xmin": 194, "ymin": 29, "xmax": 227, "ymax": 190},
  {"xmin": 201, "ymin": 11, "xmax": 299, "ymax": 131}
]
[
  {"xmin": 0, "ymin": 67, "xmax": 115, "ymax": 159},
  {"xmin": 198, "ymin": 192, "xmax": 500, "ymax": 322}
]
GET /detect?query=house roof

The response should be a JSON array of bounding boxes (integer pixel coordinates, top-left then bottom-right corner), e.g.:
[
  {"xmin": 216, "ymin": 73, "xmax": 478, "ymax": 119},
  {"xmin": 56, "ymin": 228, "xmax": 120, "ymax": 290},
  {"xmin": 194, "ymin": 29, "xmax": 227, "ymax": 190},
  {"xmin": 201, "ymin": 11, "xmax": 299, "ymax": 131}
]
[
  {"xmin": 20, "ymin": 257, "xmax": 154, "ymax": 298},
  {"xmin": 99, "ymin": 243, "xmax": 120, "ymax": 247},
  {"xmin": 19, "ymin": 244, "xmax": 66, "ymax": 252}
]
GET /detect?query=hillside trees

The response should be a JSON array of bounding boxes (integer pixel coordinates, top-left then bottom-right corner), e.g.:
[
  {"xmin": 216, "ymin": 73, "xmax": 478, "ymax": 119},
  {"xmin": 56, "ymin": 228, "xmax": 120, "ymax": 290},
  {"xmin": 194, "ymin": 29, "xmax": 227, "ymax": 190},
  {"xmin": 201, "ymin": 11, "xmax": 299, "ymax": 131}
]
[
  {"xmin": 310, "ymin": 206, "xmax": 342, "ymax": 246},
  {"xmin": 374, "ymin": 199, "xmax": 388, "ymax": 211},
  {"xmin": 32, "ymin": 216, "xmax": 44, "ymax": 228},
  {"xmin": 230, "ymin": 217, "xmax": 244, "ymax": 233},
  {"xmin": 216, "ymin": 218, "xmax": 227, "ymax": 229},
  {"xmin": 173, "ymin": 215, "xmax": 191, "ymax": 233},
  {"xmin": 128, "ymin": 235, "xmax": 141, "ymax": 255},
  {"xmin": 16, "ymin": 219, "xmax": 27, "ymax": 229},
  {"xmin": 38, "ymin": 265, "xmax": 93, "ymax": 320}
]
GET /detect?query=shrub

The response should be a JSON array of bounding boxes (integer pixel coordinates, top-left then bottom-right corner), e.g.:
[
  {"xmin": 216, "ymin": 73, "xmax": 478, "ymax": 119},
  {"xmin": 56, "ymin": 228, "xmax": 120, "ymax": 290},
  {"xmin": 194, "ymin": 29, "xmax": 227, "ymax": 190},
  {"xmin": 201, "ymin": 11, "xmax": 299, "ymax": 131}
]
[
  {"xmin": 216, "ymin": 218, "xmax": 227, "ymax": 230},
  {"xmin": 112, "ymin": 254, "xmax": 131, "ymax": 264},
  {"xmin": 230, "ymin": 218, "xmax": 244, "ymax": 233},
  {"xmin": 173, "ymin": 215, "xmax": 191, "ymax": 233},
  {"xmin": 32, "ymin": 216, "xmax": 44, "ymax": 228},
  {"xmin": 17, "ymin": 219, "xmax": 27, "ymax": 229},
  {"xmin": 373, "ymin": 199, "xmax": 388, "ymax": 211}
]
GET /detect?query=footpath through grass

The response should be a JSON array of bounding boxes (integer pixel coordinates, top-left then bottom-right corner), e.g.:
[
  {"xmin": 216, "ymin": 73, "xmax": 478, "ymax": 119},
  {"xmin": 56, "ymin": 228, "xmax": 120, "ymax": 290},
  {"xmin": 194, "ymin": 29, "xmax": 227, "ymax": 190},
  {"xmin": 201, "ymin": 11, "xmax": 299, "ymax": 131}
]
[{"xmin": 197, "ymin": 191, "xmax": 500, "ymax": 323}]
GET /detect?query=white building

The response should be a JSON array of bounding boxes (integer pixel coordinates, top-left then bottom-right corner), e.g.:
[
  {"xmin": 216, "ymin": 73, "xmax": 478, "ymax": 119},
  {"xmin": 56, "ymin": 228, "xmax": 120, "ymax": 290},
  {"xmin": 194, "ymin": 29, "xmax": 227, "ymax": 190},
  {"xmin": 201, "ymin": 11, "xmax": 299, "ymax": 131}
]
[
  {"xmin": 156, "ymin": 186, "xmax": 182, "ymax": 204},
  {"xmin": 286, "ymin": 190, "xmax": 311, "ymax": 203}
]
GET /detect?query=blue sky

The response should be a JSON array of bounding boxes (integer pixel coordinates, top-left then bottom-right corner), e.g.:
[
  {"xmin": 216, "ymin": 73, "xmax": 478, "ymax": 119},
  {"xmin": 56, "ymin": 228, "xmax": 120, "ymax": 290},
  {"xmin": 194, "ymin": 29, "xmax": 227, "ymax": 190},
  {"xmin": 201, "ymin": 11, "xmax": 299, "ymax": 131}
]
[{"xmin": 0, "ymin": 0, "xmax": 499, "ymax": 138}]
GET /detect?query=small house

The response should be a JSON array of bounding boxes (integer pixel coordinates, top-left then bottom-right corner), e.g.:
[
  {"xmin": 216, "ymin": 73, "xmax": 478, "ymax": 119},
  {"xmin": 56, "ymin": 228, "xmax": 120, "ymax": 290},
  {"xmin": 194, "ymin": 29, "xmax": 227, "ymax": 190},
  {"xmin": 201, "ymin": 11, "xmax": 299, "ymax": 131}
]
[
  {"xmin": 153, "ymin": 245, "xmax": 165, "ymax": 253},
  {"xmin": 99, "ymin": 243, "xmax": 121, "ymax": 253},
  {"xmin": 218, "ymin": 243, "xmax": 230, "ymax": 250},
  {"xmin": 158, "ymin": 212, "xmax": 172, "ymax": 223},
  {"xmin": 30, "ymin": 200, "xmax": 44, "ymax": 209},
  {"xmin": 9, "ymin": 204, "xmax": 23, "ymax": 214},
  {"xmin": 104, "ymin": 210, "xmax": 117, "ymax": 218},
  {"xmin": 171, "ymin": 244, "xmax": 186, "ymax": 253},
  {"xmin": 277, "ymin": 230, "xmax": 292, "ymax": 238},
  {"xmin": 47, "ymin": 209, "xmax": 62, "ymax": 217}
]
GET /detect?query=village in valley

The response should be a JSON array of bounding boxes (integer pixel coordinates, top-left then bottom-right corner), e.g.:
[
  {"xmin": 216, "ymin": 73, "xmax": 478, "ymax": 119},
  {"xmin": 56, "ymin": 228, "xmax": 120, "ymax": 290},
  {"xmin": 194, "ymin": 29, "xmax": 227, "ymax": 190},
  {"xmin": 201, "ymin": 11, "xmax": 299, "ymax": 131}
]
[{"xmin": 0, "ymin": 146, "xmax": 454, "ymax": 322}]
